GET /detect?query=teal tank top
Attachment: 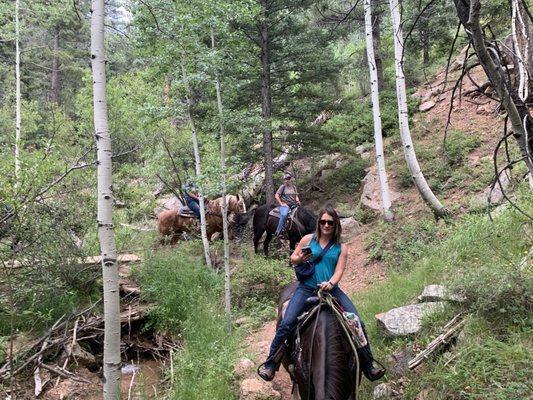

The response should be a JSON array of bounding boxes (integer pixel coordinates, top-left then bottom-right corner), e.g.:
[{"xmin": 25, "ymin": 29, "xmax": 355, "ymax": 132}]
[{"xmin": 303, "ymin": 236, "xmax": 341, "ymax": 289}]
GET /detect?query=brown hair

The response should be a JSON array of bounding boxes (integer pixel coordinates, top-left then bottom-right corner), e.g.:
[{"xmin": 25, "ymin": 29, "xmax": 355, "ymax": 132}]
[{"xmin": 315, "ymin": 205, "xmax": 342, "ymax": 243}]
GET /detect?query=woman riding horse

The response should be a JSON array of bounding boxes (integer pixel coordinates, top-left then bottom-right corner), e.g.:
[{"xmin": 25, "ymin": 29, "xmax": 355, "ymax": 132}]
[{"xmin": 258, "ymin": 205, "xmax": 385, "ymax": 383}]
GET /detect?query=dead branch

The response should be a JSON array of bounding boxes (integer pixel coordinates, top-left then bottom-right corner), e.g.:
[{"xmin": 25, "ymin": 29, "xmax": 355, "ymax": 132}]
[{"xmin": 408, "ymin": 314, "xmax": 466, "ymax": 369}]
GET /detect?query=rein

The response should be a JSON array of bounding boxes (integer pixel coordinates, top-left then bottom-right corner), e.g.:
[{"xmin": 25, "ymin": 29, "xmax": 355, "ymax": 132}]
[{"xmin": 303, "ymin": 290, "xmax": 360, "ymax": 400}]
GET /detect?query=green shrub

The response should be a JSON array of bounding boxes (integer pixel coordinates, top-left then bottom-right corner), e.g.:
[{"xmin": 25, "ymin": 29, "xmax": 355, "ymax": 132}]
[
  {"xmin": 365, "ymin": 216, "xmax": 445, "ymax": 269},
  {"xmin": 232, "ymin": 255, "xmax": 293, "ymax": 312},
  {"xmin": 445, "ymin": 129, "xmax": 482, "ymax": 166}
]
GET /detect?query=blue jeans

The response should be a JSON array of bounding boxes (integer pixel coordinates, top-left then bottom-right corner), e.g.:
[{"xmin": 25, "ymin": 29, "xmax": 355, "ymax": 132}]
[
  {"xmin": 184, "ymin": 194, "xmax": 201, "ymax": 219},
  {"xmin": 266, "ymin": 284, "xmax": 365, "ymax": 367},
  {"xmin": 275, "ymin": 205, "xmax": 290, "ymax": 235}
]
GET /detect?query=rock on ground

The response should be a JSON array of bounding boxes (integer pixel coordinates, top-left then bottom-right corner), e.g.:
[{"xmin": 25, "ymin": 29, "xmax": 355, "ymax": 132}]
[
  {"xmin": 239, "ymin": 378, "xmax": 281, "ymax": 400},
  {"xmin": 234, "ymin": 358, "xmax": 255, "ymax": 378},
  {"xmin": 340, "ymin": 217, "xmax": 361, "ymax": 238},
  {"xmin": 373, "ymin": 383, "xmax": 399, "ymax": 399},
  {"xmin": 417, "ymin": 284, "xmax": 465, "ymax": 303},
  {"xmin": 154, "ymin": 196, "xmax": 182, "ymax": 215},
  {"xmin": 361, "ymin": 166, "xmax": 401, "ymax": 211},
  {"xmin": 419, "ymin": 101, "xmax": 436, "ymax": 112},
  {"xmin": 375, "ymin": 302, "xmax": 445, "ymax": 337}
]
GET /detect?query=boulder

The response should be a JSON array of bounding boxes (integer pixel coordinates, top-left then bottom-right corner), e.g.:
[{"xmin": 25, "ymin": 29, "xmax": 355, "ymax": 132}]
[
  {"xmin": 340, "ymin": 217, "xmax": 362, "ymax": 238},
  {"xmin": 361, "ymin": 167, "xmax": 401, "ymax": 211},
  {"xmin": 154, "ymin": 196, "xmax": 182, "ymax": 216},
  {"xmin": 373, "ymin": 383, "xmax": 399, "ymax": 399},
  {"xmin": 419, "ymin": 101, "xmax": 436, "ymax": 112},
  {"xmin": 473, "ymin": 170, "xmax": 510, "ymax": 208},
  {"xmin": 375, "ymin": 302, "xmax": 445, "ymax": 337},
  {"xmin": 356, "ymin": 143, "xmax": 374, "ymax": 155},
  {"xmin": 66, "ymin": 342, "xmax": 97, "ymax": 369},
  {"xmin": 239, "ymin": 378, "xmax": 281, "ymax": 400},
  {"xmin": 417, "ymin": 285, "xmax": 465, "ymax": 303},
  {"xmin": 234, "ymin": 358, "xmax": 255, "ymax": 378}
]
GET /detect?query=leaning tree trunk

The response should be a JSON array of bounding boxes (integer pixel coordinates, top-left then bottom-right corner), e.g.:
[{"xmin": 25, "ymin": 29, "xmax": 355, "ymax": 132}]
[
  {"xmin": 389, "ymin": 0, "xmax": 448, "ymax": 217},
  {"xmin": 90, "ymin": 1, "xmax": 121, "ymax": 398},
  {"xmin": 453, "ymin": 0, "xmax": 533, "ymax": 184},
  {"xmin": 15, "ymin": 0, "xmax": 21, "ymax": 181},
  {"xmin": 212, "ymin": 28, "xmax": 232, "ymax": 329},
  {"xmin": 260, "ymin": 0, "xmax": 275, "ymax": 205},
  {"xmin": 364, "ymin": 0, "xmax": 394, "ymax": 221},
  {"xmin": 181, "ymin": 64, "xmax": 213, "ymax": 269}
]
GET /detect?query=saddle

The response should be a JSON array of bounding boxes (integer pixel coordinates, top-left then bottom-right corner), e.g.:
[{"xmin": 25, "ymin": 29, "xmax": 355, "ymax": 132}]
[{"xmin": 268, "ymin": 206, "xmax": 304, "ymax": 233}]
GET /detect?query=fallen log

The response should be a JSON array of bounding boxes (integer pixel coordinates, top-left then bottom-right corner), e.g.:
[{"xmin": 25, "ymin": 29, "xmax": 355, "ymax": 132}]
[{"xmin": 408, "ymin": 313, "xmax": 466, "ymax": 369}]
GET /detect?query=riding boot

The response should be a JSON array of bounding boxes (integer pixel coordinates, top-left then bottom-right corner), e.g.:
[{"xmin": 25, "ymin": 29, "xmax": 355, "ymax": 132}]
[
  {"xmin": 258, "ymin": 343, "xmax": 286, "ymax": 381},
  {"xmin": 358, "ymin": 345, "xmax": 385, "ymax": 382}
]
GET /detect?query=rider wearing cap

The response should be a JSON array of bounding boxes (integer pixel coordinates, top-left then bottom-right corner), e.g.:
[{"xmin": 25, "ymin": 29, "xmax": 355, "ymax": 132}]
[{"xmin": 274, "ymin": 173, "xmax": 301, "ymax": 236}]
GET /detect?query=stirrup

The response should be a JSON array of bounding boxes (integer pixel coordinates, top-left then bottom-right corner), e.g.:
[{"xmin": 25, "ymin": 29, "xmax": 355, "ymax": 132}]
[{"xmin": 257, "ymin": 362, "xmax": 276, "ymax": 382}]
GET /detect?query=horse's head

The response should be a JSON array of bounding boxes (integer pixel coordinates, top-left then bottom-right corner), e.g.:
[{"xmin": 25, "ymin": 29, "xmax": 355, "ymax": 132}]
[
  {"xmin": 296, "ymin": 206, "xmax": 318, "ymax": 234},
  {"xmin": 227, "ymin": 194, "xmax": 247, "ymax": 214},
  {"xmin": 228, "ymin": 204, "xmax": 256, "ymax": 238}
]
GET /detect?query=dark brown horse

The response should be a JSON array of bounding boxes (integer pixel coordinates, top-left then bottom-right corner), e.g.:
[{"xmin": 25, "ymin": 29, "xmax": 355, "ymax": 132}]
[
  {"xmin": 277, "ymin": 284, "xmax": 360, "ymax": 400},
  {"xmin": 252, "ymin": 204, "xmax": 317, "ymax": 256}
]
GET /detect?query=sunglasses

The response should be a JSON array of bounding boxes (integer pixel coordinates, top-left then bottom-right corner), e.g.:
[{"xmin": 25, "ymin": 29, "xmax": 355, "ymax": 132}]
[{"xmin": 319, "ymin": 219, "xmax": 335, "ymax": 226}]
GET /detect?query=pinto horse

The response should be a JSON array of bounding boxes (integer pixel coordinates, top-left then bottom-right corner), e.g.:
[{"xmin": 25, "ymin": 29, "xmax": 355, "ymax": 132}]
[
  {"xmin": 278, "ymin": 285, "xmax": 360, "ymax": 400},
  {"xmin": 252, "ymin": 204, "xmax": 317, "ymax": 256},
  {"xmin": 157, "ymin": 194, "xmax": 248, "ymax": 244}
]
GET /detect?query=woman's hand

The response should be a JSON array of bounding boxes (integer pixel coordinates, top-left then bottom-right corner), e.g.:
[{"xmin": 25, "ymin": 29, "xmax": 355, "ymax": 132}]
[
  {"xmin": 292, "ymin": 249, "xmax": 312, "ymax": 265},
  {"xmin": 318, "ymin": 281, "xmax": 334, "ymax": 291}
]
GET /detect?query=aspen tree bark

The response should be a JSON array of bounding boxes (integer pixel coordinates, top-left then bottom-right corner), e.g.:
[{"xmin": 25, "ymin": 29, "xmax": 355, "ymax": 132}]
[
  {"xmin": 15, "ymin": 0, "xmax": 21, "ymax": 181},
  {"xmin": 260, "ymin": 0, "xmax": 275, "ymax": 205},
  {"xmin": 90, "ymin": 1, "xmax": 121, "ymax": 398},
  {"xmin": 389, "ymin": 0, "xmax": 448, "ymax": 217},
  {"xmin": 364, "ymin": 0, "xmax": 394, "ymax": 221},
  {"xmin": 181, "ymin": 64, "xmax": 213, "ymax": 269},
  {"xmin": 50, "ymin": 29, "xmax": 60, "ymax": 104},
  {"xmin": 212, "ymin": 28, "xmax": 232, "ymax": 329}
]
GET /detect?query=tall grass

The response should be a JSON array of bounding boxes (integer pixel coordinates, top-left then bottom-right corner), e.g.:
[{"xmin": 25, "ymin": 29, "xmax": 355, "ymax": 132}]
[{"xmin": 138, "ymin": 245, "xmax": 239, "ymax": 400}]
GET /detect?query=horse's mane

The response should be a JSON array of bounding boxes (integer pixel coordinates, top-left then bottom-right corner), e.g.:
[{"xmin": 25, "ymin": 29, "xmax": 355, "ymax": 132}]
[
  {"xmin": 299, "ymin": 308, "xmax": 354, "ymax": 399},
  {"xmin": 296, "ymin": 206, "xmax": 317, "ymax": 232},
  {"xmin": 321, "ymin": 310, "xmax": 353, "ymax": 398}
]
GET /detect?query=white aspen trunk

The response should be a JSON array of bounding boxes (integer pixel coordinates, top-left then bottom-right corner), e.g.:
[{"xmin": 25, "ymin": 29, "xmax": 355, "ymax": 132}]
[
  {"xmin": 511, "ymin": 0, "xmax": 528, "ymax": 102},
  {"xmin": 364, "ymin": 0, "xmax": 394, "ymax": 222},
  {"xmin": 389, "ymin": 0, "xmax": 448, "ymax": 217},
  {"xmin": 90, "ymin": 1, "xmax": 121, "ymax": 398},
  {"xmin": 211, "ymin": 28, "xmax": 232, "ymax": 329},
  {"xmin": 15, "ymin": 0, "xmax": 21, "ymax": 181},
  {"xmin": 181, "ymin": 64, "xmax": 213, "ymax": 269}
]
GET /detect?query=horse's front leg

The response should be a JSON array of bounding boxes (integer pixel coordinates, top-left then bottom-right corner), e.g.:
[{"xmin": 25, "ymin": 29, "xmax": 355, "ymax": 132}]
[{"xmin": 263, "ymin": 231, "xmax": 273, "ymax": 257}]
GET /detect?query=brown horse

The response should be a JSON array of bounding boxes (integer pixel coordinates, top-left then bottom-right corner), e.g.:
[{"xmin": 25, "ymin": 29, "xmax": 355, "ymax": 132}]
[
  {"xmin": 278, "ymin": 284, "xmax": 360, "ymax": 400},
  {"xmin": 157, "ymin": 194, "xmax": 248, "ymax": 244}
]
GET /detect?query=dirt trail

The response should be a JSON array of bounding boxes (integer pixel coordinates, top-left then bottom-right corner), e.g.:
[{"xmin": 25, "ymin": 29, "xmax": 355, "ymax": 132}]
[{"xmin": 245, "ymin": 230, "xmax": 387, "ymax": 399}]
